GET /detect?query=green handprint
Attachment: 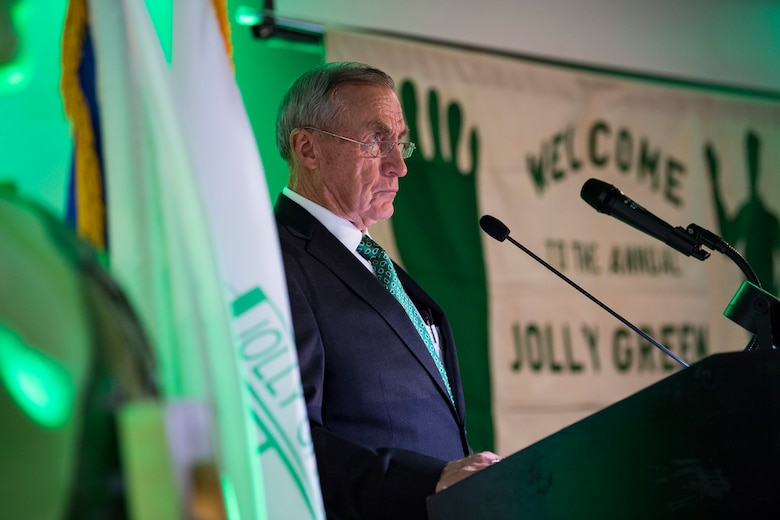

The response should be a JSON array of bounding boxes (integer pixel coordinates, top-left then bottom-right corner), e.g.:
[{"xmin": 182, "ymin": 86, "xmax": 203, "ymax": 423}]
[
  {"xmin": 705, "ymin": 131, "xmax": 780, "ymax": 295},
  {"xmin": 393, "ymin": 80, "xmax": 494, "ymax": 452}
]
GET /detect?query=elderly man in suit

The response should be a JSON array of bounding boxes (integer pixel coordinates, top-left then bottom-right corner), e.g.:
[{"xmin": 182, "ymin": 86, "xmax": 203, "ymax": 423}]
[{"xmin": 274, "ymin": 61, "xmax": 500, "ymax": 519}]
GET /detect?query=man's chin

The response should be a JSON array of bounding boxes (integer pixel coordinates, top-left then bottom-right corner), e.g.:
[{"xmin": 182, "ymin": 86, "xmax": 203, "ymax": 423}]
[
  {"xmin": 378, "ymin": 203, "xmax": 395, "ymax": 221},
  {"xmin": 363, "ymin": 205, "xmax": 394, "ymax": 229}
]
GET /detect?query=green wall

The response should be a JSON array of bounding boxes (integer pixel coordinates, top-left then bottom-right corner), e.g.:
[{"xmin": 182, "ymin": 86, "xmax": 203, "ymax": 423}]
[
  {"xmin": 0, "ymin": 0, "xmax": 70, "ymax": 217},
  {"xmin": 229, "ymin": 5, "xmax": 323, "ymax": 198},
  {"xmin": 0, "ymin": 0, "xmax": 321, "ymax": 219}
]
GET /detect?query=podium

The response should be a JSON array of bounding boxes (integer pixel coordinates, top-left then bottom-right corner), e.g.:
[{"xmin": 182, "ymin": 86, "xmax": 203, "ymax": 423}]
[{"xmin": 428, "ymin": 350, "xmax": 780, "ymax": 519}]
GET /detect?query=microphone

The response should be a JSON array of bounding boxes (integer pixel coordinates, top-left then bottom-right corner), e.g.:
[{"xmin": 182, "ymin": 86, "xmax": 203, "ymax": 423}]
[
  {"xmin": 479, "ymin": 214, "xmax": 689, "ymax": 368},
  {"xmin": 580, "ymin": 178, "xmax": 709, "ymax": 261}
]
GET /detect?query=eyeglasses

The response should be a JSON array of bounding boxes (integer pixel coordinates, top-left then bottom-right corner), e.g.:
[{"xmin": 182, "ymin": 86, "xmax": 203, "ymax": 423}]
[{"xmin": 304, "ymin": 127, "xmax": 416, "ymax": 159}]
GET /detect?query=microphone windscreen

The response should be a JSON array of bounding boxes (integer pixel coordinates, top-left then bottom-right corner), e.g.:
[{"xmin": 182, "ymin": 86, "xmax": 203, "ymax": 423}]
[
  {"xmin": 580, "ymin": 178, "xmax": 614, "ymax": 213},
  {"xmin": 479, "ymin": 215, "xmax": 510, "ymax": 242}
]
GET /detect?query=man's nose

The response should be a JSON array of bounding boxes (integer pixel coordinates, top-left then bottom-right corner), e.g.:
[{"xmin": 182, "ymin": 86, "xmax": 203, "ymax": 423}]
[{"xmin": 383, "ymin": 143, "xmax": 408, "ymax": 177}]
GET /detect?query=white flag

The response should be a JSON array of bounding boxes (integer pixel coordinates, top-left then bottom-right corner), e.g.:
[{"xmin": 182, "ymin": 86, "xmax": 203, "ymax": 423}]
[
  {"xmin": 87, "ymin": 0, "xmax": 264, "ymax": 518},
  {"xmin": 170, "ymin": 1, "xmax": 323, "ymax": 519}
]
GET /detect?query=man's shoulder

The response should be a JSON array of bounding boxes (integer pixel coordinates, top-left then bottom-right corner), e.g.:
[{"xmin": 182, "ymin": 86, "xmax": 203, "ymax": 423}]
[
  {"xmin": 273, "ymin": 192, "xmax": 295, "ymax": 220},
  {"xmin": 275, "ymin": 194, "xmax": 313, "ymax": 234}
]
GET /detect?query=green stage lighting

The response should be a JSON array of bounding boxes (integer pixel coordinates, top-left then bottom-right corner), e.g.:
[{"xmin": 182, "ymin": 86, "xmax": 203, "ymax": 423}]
[{"xmin": 0, "ymin": 321, "xmax": 74, "ymax": 429}]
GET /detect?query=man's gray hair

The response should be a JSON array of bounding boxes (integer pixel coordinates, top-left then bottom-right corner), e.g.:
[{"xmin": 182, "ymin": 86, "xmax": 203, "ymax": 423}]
[{"xmin": 275, "ymin": 62, "xmax": 395, "ymax": 162}]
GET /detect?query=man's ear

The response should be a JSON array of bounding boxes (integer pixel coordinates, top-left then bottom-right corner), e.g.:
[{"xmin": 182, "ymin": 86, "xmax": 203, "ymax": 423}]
[{"xmin": 290, "ymin": 128, "xmax": 319, "ymax": 170}]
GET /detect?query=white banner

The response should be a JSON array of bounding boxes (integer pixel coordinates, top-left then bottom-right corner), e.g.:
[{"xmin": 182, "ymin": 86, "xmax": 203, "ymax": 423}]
[
  {"xmin": 89, "ymin": 0, "xmax": 323, "ymax": 517},
  {"xmin": 327, "ymin": 30, "xmax": 780, "ymax": 455},
  {"xmin": 89, "ymin": 0, "xmax": 262, "ymax": 515},
  {"xmin": 172, "ymin": 2, "xmax": 323, "ymax": 518}
]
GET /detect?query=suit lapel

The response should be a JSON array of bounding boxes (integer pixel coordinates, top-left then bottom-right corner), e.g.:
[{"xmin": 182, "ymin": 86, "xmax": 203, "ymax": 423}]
[{"xmin": 276, "ymin": 195, "xmax": 457, "ymax": 412}]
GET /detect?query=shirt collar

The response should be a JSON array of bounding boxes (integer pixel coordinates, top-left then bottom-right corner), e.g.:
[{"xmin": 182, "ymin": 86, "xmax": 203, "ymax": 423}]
[{"xmin": 283, "ymin": 186, "xmax": 365, "ymax": 252}]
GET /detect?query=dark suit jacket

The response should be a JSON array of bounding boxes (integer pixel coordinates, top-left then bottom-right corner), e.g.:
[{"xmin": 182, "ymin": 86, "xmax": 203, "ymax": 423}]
[{"xmin": 275, "ymin": 194, "xmax": 471, "ymax": 519}]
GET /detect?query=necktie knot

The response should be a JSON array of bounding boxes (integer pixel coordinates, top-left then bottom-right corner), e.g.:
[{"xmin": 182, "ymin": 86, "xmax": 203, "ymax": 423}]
[
  {"xmin": 356, "ymin": 235, "xmax": 384, "ymax": 261},
  {"xmin": 357, "ymin": 235, "xmax": 397, "ymax": 289}
]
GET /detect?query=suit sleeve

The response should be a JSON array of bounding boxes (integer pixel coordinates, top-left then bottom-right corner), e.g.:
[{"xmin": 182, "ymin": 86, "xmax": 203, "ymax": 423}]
[
  {"xmin": 312, "ymin": 427, "xmax": 448, "ymax": 520},
  {"xmin": 284, "ymin": 258, "xmax": 448, "ymax": 520}
]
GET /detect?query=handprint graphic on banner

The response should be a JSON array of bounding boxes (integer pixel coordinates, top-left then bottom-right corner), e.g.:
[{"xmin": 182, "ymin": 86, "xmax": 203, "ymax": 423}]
[{"xmin": 393, "ymin": 80, "xmax": 494, "ymax": 451}]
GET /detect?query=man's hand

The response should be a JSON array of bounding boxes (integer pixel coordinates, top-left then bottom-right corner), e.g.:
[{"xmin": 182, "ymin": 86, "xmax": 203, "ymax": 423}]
[{"xmin": 435, "ymin": 451, "xmax": 503, "ymax": 492}]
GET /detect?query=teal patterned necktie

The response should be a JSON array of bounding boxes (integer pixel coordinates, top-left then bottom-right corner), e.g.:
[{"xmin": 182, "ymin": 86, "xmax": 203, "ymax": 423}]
[{"xmin": 357, "ymin": 235, "xmax": 454, "ymax": 405}]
